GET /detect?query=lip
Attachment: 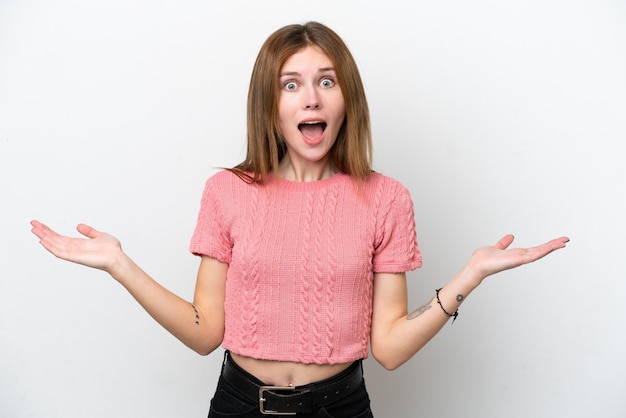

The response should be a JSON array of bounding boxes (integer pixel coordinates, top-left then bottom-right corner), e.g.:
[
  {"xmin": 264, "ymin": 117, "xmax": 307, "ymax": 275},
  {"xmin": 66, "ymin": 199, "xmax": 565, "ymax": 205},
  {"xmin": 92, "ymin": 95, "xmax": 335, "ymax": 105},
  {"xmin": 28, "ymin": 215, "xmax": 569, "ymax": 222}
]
[
  {"xmin": 298, "ymin": 118, "xmax": 327, "ymax": 129},
  {"xmin": 298, "ymin": 117, "xmax": 327, "ymax": 125},
  {"xmin": 297, "ymin": 121, "xmax": 327, "ymax": 129},
  {"xmin": 297, "ymin": 119, "xmax": 328, "ymax": 145}
]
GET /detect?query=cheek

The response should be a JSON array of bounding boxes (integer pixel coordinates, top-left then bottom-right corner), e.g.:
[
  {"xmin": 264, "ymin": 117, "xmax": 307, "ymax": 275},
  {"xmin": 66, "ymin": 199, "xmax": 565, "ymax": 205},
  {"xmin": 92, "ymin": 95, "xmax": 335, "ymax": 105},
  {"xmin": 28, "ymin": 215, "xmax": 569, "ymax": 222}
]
[
  {"xmin": 334, "ymin": 106, "xmax": 347, "ymax": 127},
  {"xmin": 276, "ymin": 106, "xmax": 291, "ymax": 131},
  {"xmin": 277, "ymin": 98, "xmax": 297, "ymax": 123},
  {"xmin": 332, "ymin": 95, "xmax": 346, "ymax": 124}
]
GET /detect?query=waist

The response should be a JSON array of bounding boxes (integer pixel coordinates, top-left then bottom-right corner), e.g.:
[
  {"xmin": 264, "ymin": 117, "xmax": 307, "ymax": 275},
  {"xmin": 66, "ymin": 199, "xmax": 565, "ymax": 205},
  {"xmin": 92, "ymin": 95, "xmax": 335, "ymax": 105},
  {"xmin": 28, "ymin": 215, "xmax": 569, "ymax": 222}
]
[
  {"xmin": 221, "ymin": 351, "xmax": 364, "ymax": 415},
  {"xmin": 230, "ymin": 352, "xmax": 353, "ymax": 386}
]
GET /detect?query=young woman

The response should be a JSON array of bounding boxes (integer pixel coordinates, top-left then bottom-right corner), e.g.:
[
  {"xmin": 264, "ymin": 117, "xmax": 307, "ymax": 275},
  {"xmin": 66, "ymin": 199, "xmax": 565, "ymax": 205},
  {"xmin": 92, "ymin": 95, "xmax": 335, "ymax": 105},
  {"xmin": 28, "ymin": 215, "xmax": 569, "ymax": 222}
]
[{"xmin": 30, "ymin": 22, "xmax": 568, "ymax": 417}]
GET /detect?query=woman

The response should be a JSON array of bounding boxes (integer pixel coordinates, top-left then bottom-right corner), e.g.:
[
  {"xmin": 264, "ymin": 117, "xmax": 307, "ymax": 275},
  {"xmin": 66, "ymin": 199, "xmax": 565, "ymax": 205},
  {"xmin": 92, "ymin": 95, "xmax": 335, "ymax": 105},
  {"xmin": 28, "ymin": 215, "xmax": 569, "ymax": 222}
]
[{"xmin": 30, "ymin": 22, "xmax": 568, "ymax": 417}]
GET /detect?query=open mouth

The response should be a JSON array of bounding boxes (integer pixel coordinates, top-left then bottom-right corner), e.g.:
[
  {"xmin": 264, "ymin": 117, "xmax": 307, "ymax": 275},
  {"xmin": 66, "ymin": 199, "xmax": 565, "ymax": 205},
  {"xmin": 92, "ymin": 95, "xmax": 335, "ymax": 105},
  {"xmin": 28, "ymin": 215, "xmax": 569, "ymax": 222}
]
[{"xmin": 298, "ymin": 121, "xmax": 327, "ymax": 138}]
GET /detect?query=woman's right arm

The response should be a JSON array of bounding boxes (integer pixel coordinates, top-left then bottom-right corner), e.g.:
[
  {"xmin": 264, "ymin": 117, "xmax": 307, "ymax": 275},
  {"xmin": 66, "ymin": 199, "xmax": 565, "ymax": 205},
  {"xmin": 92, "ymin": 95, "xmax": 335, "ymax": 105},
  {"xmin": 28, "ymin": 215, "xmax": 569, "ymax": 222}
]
[{"xmin": 30, "ymin": 220, "xmax": 226, "ymax": 355}]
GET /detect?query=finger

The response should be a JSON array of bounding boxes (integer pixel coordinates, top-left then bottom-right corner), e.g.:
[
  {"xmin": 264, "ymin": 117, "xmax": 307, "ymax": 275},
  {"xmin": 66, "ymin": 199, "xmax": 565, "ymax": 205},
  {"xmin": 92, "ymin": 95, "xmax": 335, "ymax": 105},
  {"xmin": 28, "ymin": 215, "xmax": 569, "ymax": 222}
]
[
  {"xmin": 534, "ymin": 237, "xmax": 570, "ymax": 254},
  {"xmin": 30, "ymin": 220, "xmax": 54, "ymax": 240},
  {"xmin": 35, "ymin": 230, "xmax": 67, "ymax": 256},
  {"xmin": 76, "ymin": 223, "xmax": 99, "ymax": 239},
  {"xmin": 550, "ymin": 236, "xmax": 570, "ymax": 249},
  {"xmin": 30, "ymin": 219, "xmax": 46, "ymax": 234},
  {"xmin": 521, "ymin": 236, "xmax": 570, "ymax": 263},
  {"xmin": 30, "ymin": 220, "xmax": 44, "ymax": 238},
  {"xmin": 495, "ymin": 234, "xmax": 515, "ymax": 250}
]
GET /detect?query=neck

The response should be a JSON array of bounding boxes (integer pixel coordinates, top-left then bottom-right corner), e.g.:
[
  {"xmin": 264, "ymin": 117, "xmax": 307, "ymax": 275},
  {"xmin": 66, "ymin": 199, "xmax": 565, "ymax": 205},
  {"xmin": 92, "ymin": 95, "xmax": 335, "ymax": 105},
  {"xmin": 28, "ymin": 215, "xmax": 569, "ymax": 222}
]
[{"xmin": 278, "ymin": 155, "xmax": 336, "ymax": 182}]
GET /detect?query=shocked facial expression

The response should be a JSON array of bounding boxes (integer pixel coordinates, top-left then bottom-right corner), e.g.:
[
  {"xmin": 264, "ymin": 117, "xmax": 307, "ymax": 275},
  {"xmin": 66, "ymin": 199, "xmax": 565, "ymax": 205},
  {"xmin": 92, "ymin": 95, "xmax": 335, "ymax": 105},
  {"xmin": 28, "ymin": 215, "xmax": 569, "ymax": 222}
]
[{"xmin": 277, "ymin": 46, "xmax": 346, "ymax": 177}]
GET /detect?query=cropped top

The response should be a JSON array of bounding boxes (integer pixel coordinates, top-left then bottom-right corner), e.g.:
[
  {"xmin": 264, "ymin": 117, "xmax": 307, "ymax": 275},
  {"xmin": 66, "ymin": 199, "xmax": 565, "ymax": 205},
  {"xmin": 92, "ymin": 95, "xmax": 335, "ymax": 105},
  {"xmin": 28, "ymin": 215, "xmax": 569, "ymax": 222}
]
[{"xmin": 190, "ymin": 170, "xmax": 422, "ymax": 364}]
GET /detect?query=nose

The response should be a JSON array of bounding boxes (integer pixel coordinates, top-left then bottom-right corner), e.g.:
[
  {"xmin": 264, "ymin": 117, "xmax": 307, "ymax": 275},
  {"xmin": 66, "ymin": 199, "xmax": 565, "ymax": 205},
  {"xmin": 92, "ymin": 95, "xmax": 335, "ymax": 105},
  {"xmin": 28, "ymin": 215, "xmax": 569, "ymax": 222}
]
[{"xmin": 304, "ymin": 87, "xmax": 321, "ymax": 109}]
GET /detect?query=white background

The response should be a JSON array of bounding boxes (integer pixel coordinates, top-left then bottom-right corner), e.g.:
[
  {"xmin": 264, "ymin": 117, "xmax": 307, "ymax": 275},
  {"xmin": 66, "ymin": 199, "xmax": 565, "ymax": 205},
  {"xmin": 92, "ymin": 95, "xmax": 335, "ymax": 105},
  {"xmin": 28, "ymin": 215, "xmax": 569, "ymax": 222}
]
[{"xmin": 1, "ymin": 1, "xmax": 625, "ymax": 417}]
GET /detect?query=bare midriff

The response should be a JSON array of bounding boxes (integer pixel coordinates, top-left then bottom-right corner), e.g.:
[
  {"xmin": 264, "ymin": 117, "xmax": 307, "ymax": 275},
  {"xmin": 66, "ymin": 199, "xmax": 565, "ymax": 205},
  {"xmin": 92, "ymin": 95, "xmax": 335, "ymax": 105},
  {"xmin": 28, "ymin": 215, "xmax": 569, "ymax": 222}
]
[{"xmin": 230, "ymin": 353, "xmax": 353, "ymax": 387}]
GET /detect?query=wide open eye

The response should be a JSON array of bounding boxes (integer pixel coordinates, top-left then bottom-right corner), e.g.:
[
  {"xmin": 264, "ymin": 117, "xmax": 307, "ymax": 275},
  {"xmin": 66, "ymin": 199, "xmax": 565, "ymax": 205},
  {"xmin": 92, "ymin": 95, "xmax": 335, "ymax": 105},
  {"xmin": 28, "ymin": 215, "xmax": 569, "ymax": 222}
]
[
  {"xmin": 284, "ymin": 81, "xmax": 298, "ymax": 91},
  {"xmin": 320, "ymin": 78, "xmax": 335, "ymax": 88}
]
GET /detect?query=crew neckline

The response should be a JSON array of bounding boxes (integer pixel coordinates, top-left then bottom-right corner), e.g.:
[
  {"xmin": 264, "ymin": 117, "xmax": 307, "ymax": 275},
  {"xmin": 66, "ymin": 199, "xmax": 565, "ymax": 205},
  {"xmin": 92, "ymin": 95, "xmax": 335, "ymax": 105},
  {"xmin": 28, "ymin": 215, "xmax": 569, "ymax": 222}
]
[{"xmin": 270, "ymin": 171, "xmax": 348, "ymax": 191}]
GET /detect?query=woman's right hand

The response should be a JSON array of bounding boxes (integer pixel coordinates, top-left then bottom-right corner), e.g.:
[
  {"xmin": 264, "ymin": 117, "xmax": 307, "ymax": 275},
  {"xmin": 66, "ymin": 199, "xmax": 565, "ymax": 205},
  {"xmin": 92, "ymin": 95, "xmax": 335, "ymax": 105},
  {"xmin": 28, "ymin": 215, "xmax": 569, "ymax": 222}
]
[
  {"xmin": 30, "ymin": 220, "xmax": 124, "ymax": 275},
  {"xmin": 31, "ymin": 219, "xmax": 227, "ymax": 354}
]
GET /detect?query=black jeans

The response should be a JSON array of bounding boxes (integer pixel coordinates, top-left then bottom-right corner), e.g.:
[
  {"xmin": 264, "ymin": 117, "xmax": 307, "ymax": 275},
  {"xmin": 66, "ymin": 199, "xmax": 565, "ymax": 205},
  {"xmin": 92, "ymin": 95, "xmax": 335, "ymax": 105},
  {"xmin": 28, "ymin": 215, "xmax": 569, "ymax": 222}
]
[{"xmin": 208, "ymin": 353, "xmax": 373, "ymax": 418}]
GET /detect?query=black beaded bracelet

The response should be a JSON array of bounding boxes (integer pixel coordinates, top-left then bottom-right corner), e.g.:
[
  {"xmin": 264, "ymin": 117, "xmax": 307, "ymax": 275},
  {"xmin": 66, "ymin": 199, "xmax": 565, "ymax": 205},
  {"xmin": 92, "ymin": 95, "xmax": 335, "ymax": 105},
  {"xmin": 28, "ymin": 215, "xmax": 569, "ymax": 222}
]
[{"xmin": 435, "ymin": 288, "xmax": 459, "ymax": 324}]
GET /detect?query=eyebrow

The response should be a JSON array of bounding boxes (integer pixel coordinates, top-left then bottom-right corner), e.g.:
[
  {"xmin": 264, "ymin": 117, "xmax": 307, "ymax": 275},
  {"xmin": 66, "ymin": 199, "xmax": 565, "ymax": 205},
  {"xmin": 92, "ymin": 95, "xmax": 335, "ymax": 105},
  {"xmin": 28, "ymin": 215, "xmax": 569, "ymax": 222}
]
[{"xmin": 280, "ymin": 67, "xmax": 336, "ymax": 77}]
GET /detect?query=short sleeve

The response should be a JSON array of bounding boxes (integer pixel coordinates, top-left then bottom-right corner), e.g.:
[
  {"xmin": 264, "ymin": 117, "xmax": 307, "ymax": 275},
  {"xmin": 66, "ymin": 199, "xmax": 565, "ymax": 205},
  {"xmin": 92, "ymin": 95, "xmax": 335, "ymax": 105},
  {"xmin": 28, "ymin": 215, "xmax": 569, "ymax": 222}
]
[
  {"xmin": 372, "ymin": 182, "xmax": 422, "ymax": 273},
  {"xmin": 189, "ymin": 175, "xmax": 233, "ymax": 263}
]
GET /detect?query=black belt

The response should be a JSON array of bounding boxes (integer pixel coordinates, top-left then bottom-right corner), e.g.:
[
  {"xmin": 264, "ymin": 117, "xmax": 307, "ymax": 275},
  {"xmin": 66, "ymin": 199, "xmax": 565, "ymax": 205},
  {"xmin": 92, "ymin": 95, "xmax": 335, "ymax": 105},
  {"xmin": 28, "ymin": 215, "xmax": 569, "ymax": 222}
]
[{"xmin": 221, "ymin": 353, "xmax": 364, "ymax": 415}]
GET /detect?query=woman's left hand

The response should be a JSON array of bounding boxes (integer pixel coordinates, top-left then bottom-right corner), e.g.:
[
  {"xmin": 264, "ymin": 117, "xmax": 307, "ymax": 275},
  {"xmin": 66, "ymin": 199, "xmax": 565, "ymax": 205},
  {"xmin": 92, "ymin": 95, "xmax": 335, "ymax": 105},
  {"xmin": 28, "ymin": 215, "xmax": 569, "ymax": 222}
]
[{"xmin": 467, "ymin": 234, "xmax": 569, "ymax": 284}]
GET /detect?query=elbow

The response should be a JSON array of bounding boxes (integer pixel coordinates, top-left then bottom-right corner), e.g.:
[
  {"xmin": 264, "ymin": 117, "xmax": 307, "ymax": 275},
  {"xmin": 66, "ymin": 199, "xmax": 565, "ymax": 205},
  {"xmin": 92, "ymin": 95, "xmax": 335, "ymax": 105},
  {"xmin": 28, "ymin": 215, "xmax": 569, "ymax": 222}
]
[
  {"xmin": 193, "ymin": 347, "xmax": 213, "ymax": 356},
  {"xmin": 373, "ymin": 354, "xmax": 403, "ymax": 371},
  {"xmin": 371, "ymin": 344, "xmax": 405, "ymax": 371},
  {"xmin": 187, "ymin": 335, "xmax": 223, "ymax": 357},
  {"xmin": 191, "ymin": 342, "xmax": 220, "ymax": 356}
]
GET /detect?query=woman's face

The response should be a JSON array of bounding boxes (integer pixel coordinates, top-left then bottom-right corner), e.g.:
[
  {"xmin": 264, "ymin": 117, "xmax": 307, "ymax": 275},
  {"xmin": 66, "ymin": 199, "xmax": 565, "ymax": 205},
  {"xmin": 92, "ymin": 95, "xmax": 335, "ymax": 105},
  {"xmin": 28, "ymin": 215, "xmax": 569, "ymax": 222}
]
[{"xmin": 277, "ymin": 46, "xmax": 346, "ymax": 179}]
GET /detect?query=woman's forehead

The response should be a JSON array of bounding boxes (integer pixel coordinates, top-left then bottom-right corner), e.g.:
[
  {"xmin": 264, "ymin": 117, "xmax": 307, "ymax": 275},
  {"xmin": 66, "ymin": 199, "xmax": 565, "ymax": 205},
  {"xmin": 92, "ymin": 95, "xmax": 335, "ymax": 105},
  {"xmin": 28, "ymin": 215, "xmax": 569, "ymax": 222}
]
[{"xmin": 280, "ymin": 46, "xmax": 334, "ymax": 74}]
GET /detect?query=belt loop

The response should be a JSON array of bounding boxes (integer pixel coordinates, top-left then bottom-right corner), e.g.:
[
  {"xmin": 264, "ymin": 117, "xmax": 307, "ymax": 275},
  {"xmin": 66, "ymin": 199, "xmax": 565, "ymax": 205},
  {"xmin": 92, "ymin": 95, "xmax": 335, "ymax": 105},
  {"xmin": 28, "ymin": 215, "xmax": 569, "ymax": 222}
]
[{"xmin": 221, "ymin": 350, "xmax": 229, "ymax": 371}]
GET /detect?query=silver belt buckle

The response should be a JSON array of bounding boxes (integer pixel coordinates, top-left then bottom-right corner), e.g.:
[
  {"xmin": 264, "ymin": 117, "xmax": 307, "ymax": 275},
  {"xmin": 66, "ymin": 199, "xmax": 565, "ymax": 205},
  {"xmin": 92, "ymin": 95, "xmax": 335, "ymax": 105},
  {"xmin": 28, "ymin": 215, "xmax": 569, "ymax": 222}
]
[{"xmin": 259, "ymin": 385, "xmax": 297, "ymax": 415}]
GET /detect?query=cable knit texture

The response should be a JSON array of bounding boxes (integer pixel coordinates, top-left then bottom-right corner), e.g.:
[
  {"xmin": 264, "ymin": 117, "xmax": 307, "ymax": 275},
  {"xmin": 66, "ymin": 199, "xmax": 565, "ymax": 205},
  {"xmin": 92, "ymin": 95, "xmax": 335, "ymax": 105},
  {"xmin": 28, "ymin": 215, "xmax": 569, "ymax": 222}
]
[{"xmin": 190, "ymin": 170, "xmax": 422, "ymax": 364}]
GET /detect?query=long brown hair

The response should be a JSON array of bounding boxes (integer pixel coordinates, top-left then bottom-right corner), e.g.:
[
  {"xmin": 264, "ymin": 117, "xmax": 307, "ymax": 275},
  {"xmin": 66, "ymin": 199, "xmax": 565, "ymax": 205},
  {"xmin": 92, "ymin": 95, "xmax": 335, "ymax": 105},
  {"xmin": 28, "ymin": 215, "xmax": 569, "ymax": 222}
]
[{"xmin": 231, "ymin": 22, "xmax": 372, "ymax": 183}]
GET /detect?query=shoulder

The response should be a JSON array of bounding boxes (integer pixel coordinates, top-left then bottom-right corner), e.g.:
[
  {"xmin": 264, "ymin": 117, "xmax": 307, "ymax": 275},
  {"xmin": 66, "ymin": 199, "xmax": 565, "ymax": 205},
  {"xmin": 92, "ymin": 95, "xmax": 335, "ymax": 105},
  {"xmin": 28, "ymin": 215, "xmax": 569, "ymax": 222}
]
[
  {"xmin": 203, "ymin": 169, "xmax": 259, "ymax": 193},
  {"xmin": 364, "ymin": 171, "xmax": 412, "ymax": 198},
  {"xmin": 206, "ymin": 169, "xmax": 246, "ymax": 185},
  {"xmin": 367, "ymin": 171, "xmax": 406, "ymax": 187},
  {"xmin": 199, "ymin": 170, "xmax": 258, "ymax": 210}
]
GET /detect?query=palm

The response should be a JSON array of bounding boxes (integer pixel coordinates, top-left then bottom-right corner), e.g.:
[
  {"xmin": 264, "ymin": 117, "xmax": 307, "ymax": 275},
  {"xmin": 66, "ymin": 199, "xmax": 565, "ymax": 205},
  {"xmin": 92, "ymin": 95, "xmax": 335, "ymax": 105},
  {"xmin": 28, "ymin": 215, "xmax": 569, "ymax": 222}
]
[
  {"xmin": 30, "ymin": 220, "xmax": 122, "ymax": 273},
  {"xmin": 470, "ymin": 234, "xmax": 569, "ymax": 279}
]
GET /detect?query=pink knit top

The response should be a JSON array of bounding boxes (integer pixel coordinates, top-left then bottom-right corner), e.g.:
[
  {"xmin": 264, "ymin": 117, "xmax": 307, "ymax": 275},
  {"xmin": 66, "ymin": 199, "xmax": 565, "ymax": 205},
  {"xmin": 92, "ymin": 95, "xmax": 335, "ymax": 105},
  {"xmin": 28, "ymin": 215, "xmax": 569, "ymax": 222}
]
[{"xmin": 190, "ymin": 170, "xmax": 422, "ymax": 364}]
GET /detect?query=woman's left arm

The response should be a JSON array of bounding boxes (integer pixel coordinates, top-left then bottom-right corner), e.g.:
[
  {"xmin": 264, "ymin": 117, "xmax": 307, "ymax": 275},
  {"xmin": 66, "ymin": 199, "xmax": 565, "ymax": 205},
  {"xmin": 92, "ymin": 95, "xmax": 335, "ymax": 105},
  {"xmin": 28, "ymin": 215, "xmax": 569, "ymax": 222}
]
[{"xmin": 370, "ymin": 234, "xmax": 569, "ymax": 370}]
